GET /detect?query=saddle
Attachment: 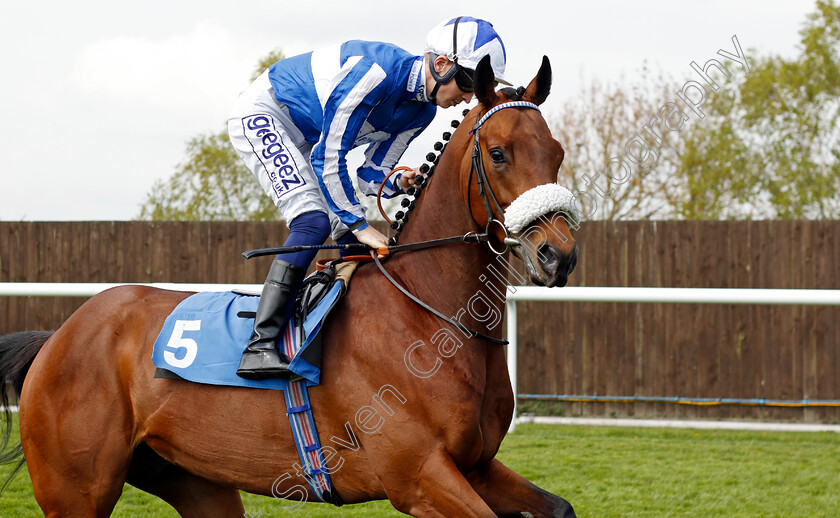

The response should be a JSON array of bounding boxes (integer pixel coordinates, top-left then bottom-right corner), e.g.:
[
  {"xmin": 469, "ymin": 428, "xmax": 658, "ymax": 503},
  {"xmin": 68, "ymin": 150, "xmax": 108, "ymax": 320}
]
[
  {"xmin": 151, "ymin": 258, "xmax": 362, "ymax": 506},
  {"xmin": 297, "ymin": 257, "xmax": 360, "ymax": 323},
  {"xmin": 279, "ymin": 258, "xmax": 360, "ymax": 375},
  {"xmin": 152, "ymin": 257, "xmax": 362, "ymax": 388}
]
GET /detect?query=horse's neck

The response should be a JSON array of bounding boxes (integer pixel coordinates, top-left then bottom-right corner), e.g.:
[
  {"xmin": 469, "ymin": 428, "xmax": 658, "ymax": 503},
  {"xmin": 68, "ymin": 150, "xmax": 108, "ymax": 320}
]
[
  {"xmin": 400, "ymin": 157, "xmax": 473, "ymax": 242},
  {"xmin": 392, "ymin": 130, "xmax": 509, "ymax": 333},
  {"xmin": 400, "ymin": 121, "xmax": 476, "ymax": 244}
]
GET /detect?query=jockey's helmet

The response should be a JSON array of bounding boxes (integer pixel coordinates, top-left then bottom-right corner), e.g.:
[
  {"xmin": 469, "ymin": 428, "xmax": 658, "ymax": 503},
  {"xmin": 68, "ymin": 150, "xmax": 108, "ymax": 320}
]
[{"xmin": 424, "ymin": 16, "xmax": 511, "ymax": 92}]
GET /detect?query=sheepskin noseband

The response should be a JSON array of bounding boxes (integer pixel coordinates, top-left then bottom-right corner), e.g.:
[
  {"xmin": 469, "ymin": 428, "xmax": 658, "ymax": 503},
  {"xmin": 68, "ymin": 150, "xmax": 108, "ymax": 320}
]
[{"xmin": 503, "ymin": 183, "xmax": 581, "ymax": 234}]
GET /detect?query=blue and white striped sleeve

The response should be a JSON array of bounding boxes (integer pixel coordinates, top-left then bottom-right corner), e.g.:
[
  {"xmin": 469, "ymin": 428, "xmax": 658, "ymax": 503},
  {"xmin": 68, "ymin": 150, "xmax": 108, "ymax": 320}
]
[
  {"xmin": 356, "ymin": 126, "xmax": 427, "ymax": 198},
  {"xmin": 310, "ymin": 57, "xmax": 389, "ymax": 231}
]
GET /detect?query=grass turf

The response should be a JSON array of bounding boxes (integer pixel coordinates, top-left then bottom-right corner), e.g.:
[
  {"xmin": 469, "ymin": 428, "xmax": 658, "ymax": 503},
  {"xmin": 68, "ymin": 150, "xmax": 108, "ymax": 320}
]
[{"xmin": 1, "ymin": 414, "xmax": 838, "ymax": 517}]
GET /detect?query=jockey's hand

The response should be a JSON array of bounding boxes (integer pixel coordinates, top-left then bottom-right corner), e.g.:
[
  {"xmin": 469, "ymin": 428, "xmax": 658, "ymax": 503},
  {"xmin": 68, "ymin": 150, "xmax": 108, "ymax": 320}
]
[
  {"xmin": 397, "ymin": 168, "xmax": 425, "ymax": 191},
  {"xmin": 353, "ymin": 225, "xmax": 389, "ymax": 259}
]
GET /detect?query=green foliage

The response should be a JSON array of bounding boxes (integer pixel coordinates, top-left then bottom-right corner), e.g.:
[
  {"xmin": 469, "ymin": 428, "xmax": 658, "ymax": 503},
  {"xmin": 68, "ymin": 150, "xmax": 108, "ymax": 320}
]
[
  {"xmin": 138, "ymin": 45, "xmax": 397, "ymax": 223},
  {"xmin": 552, "ymin": 65, "xmax": 686, "ymax": 220},
  {"xmin": 675, "ymin": 1, "xmax": 840, "ymax": 219},
  {"xmin": 138, "ymin": 49, "xmax": 287, "ymax": 222},
  {"xmin": 556, "ymin": 2, "xmax": 840, "ymax": 220},
  {"xmin": 250, "ymin": 48, "xmax": 286, "ymax": 81},
  {"xmin": 517, "ymin": 398, "xmax": 567, "ymax": 417},
  {"xmin": 141, "ymin": 3, "xmax": 840, "ymax": 222},
  {"xmin": 138, "ymin": 131, "xmax": 280, "ymax": 221}
]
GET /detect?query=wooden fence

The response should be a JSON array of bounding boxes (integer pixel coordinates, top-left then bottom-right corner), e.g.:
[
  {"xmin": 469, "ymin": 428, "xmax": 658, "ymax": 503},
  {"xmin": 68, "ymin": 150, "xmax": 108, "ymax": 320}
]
[
  {"xmin": 515, "ymin": 221, "xmax": 840, "ymax": 422},
  {"xmin": 1, "ymin": 221, "xmax": 838, "ymax": 422}
]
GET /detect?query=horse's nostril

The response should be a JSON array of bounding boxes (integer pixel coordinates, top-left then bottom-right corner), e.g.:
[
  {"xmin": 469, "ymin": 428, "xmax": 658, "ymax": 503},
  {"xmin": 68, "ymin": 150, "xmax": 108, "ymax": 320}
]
[
  {"xmin": 538, "ymin": 244, "xmax": 560, "ymax": 272},
  {"xmin": 537, "ymin": 244, "xmax": 577, "ymax": 278}
]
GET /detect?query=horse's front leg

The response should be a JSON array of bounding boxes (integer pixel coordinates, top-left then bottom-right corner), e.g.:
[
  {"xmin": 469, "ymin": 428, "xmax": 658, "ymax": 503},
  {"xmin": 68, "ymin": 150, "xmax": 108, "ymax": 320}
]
[
  {"xmin": 383, "ymin": 449, "xmax": 498, "ymax": 517},
  {"xmin": 466, "ymin": 458, "xmax": 576, "ymax": 518}
]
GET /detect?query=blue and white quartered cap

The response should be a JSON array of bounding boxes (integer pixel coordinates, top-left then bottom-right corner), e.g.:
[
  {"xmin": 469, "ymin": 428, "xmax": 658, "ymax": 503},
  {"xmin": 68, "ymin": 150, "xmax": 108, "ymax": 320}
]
[{"xmin": 425, "ymin": 16, "xmax": 511, "ymax": 86}]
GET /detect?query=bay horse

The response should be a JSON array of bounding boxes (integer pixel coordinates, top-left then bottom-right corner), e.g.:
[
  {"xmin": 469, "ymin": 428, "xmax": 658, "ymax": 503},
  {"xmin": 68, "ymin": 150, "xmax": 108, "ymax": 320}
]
[{"xmin": 0, "ymin": 55, "xmax": 578, "ymax": 517}]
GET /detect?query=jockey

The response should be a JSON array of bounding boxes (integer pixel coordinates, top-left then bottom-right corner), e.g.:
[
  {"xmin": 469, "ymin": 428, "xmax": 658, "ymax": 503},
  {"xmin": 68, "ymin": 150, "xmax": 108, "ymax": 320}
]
[{"xmin": 228, "ymin": 16, "xmax": 510, "ymax": 380}]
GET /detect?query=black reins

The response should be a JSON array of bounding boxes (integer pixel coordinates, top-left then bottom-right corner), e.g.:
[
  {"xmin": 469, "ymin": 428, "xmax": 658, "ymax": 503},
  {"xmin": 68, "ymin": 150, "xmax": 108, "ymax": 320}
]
[
  {"xmin": 241, "ymin": 233, "xmax": 487, "ymax": 260},
  {"xmin": 371, "ymin": 253, "xmax": 505, "ymax": 345},
  {"xmin": 242, "ymin": 101, "xmax": 543, "ymax": 347},
  {"xmin": 371, "ymin": 101, "xmax": 542, "ymax": 347},
  {"xmin": 245, "ymin": 101, "xmax": 541, "ymax": 260}
]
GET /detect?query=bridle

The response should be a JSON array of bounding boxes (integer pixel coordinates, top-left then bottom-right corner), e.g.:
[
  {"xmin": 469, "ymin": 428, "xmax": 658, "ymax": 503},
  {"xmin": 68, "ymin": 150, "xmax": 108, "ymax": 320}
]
[
  {"xmin": 243, "ymin": 101, "xmax": 550, "ymax": 346},
  {"xmin": 371, "ymin": 100, "xmax": 543, "ymax": 255},
  {"xmin": 372, "ymin": 100, "xmax": 544, "ymax": 346},
  {"xmin": 467, "ymin": 100, "xmax": 541, "ymax": 254}
]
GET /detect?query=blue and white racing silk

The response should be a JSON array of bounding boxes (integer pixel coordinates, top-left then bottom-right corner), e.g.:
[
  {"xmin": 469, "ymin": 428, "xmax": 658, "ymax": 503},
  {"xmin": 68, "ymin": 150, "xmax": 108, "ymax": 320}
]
[{"xmin": 267, "ymin": 41, "xmax": 437, "ymax": 230}]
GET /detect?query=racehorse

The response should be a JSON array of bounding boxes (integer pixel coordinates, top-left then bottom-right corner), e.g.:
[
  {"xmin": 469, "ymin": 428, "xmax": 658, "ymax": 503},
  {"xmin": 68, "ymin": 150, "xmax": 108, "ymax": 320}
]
[{"xmin": 0, "ymin": 55, "xmax": 578, "ymax": 517}]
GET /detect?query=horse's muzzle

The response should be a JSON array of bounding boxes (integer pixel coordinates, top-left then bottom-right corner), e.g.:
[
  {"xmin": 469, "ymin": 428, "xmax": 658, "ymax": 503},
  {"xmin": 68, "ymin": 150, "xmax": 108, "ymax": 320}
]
[{"xmin": 535, "ymin": 243, "xmax": 578, "ymax": 287}]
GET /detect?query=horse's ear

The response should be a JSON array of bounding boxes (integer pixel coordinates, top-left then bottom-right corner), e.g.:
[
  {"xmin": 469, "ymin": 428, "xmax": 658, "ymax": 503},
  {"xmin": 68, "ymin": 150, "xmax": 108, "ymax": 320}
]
[
  {"xmin": 523, "ymin": 55, "xmax": 552, "ymax": 106},
  {"xmin": 475, "ymin": 55, "xmax": 498, "ymax": 109}
]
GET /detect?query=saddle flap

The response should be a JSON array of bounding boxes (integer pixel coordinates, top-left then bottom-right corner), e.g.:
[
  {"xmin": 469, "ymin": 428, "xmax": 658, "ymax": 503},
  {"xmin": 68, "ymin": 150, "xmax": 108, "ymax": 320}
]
[{"xmin": 335, "ymin": 260, "xmax": 359, "ymax": 287}]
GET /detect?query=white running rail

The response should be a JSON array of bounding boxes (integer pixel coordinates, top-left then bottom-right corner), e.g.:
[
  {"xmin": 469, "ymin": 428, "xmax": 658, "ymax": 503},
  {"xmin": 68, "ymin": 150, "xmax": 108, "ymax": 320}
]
[
  {"xmin": 505, "ymin": 286, "xmax": 840, "ymax": 432},
  {"xmin": 4, "ymin": 283, "xmax": 840, "ymax": 433}
]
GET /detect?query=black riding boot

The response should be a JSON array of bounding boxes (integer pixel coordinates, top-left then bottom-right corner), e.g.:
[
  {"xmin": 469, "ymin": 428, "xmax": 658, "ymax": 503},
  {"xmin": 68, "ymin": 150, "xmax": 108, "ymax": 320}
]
[{"xmin": 236, "ymin": 258, "xmax": 305, "ymax": 380}]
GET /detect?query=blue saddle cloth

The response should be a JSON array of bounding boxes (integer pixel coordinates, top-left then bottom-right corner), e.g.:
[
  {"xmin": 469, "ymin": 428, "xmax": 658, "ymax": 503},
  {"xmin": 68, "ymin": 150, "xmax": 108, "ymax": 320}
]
[
  {"xmin": 151, "ymin": 284, "xmax": 344, "ymax": 503},
  {"xmin": 152, "ymin": 283, "xmax": 342, "ymax": 388}
]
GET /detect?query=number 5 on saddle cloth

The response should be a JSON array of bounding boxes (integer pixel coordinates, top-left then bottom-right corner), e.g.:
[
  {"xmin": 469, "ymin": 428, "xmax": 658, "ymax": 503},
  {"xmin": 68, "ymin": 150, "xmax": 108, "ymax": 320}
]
[
  {"xmin": 152, "ymin": 260, "xmax": 357, "ymax": 387},
  {"xmin": 150, "ymin": 260, "xmax": 356, "ymax": 505}
]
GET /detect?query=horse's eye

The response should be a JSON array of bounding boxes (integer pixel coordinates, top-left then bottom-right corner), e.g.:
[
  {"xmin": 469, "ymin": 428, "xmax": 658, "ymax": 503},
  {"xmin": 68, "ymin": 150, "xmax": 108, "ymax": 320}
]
[{"xmin": 489, "ymin": 148, "xmax": 506, "ymax": 163}]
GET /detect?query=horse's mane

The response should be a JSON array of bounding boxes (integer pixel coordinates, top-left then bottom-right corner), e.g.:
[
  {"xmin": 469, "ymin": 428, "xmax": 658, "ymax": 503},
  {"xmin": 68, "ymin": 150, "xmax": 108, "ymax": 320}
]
[
  {"xmin": 388, "ymin": 110, "xmax": 469, "ymax": 245},
  {"xmin": 388, "ymin": 85, "xmax": 528, "ymax": 245},
  {"xmin": 499, "ymin": 86, "xmax": 527, "ymax": 101}
]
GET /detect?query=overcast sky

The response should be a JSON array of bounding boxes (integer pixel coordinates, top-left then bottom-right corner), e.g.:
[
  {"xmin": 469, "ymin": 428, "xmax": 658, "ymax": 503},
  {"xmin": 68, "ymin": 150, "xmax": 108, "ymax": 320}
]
[{"xmin": 0, "ymin": 0, "xmax": 818, "ymax": 221}]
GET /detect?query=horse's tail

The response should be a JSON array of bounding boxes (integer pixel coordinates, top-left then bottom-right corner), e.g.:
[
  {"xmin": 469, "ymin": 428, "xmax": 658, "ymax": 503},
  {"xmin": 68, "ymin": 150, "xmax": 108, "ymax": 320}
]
[{"xmin": 0, "ymin": 330, "xmax": 53, "ymax": 493}]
